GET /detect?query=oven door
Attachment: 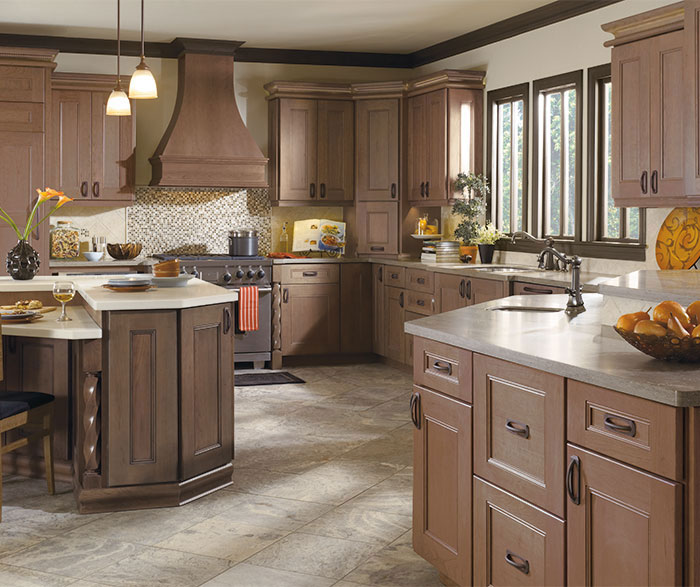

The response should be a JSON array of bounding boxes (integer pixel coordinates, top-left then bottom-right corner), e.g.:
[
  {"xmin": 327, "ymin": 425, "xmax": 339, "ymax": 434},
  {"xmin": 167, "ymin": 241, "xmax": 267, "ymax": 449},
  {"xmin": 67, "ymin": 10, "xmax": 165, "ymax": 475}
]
[{"xmin": 233, "ymin": 286, "xmax": 272, "ymax": 354}]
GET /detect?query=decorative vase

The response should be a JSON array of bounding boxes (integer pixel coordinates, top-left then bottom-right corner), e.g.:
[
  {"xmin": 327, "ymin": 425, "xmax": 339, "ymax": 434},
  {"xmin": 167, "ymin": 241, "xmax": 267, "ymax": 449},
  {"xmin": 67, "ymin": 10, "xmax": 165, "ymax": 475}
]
[
  {"xmin": 478, "ymin": 243, "xmax": 495, "ymax": 264},
  {"xmin": 7, "ymin": 240, "xmax": 40, "ymax": 280},
  {"xmin": 459, "ymin": 245, "xmax": 478, "ymax": 264}
]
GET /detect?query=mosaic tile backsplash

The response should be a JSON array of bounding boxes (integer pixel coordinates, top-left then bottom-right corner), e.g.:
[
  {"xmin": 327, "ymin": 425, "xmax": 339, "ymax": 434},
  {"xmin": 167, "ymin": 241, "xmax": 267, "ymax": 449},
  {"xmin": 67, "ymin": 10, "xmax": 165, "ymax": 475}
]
[{"xmin": 127, "ymin": 187, "xmax": 272, "ymax": 256}]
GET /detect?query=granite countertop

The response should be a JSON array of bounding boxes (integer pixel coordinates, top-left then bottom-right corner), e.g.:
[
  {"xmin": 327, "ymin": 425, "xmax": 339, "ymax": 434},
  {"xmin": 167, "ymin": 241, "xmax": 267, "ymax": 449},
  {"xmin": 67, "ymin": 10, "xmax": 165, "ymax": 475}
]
[
  {"xmin": 49, "ymin": 257, "xmax": 148, "ymax": 268},
  {"xmin": 405, "ymin": 293, "xmax": 700, "ymax": 407},
  {"xmin": 1, "ymin": 306, "xmax": 101, "ymax": 340},
  {"xmin": 599, "ymin": 269, "xmax": 700, "ymax": 305},
  {"xmin": 0, "ymin": 276, "xmax": 237, "ymax": 312}
]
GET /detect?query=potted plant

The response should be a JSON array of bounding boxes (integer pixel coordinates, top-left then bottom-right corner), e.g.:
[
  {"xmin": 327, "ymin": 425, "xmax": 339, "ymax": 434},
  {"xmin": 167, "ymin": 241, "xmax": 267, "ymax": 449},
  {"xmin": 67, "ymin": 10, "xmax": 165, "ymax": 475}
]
[
  {"xmin": 474, "ymin": 223, "xmax": 506, "ymax": 264},
  {"xmin": 2, "ymin": 188, "xmax": 72, "ymax": 280},
  {"xmin": 451, "ymin": 173, "xmax": 490, "ymax": 264}
]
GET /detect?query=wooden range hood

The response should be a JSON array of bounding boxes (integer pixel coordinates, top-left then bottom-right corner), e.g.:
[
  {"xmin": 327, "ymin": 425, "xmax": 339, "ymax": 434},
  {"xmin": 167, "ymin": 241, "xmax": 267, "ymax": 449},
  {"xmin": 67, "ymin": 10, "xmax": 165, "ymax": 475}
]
[{"xmin": 150, "ymin": 38, "xmax": 268, "ymax": 188}]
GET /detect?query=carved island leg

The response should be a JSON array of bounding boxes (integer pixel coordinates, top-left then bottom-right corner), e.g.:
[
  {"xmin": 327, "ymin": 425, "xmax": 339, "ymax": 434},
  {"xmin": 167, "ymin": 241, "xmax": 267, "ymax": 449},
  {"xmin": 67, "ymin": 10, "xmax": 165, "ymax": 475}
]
[
  {"xmin": 81, "ymin": 372, "xmax": 101, "ymax": 489},
  {"xmin": 271, "ymin": 282, "xmax": 283, "ymax": 370}
]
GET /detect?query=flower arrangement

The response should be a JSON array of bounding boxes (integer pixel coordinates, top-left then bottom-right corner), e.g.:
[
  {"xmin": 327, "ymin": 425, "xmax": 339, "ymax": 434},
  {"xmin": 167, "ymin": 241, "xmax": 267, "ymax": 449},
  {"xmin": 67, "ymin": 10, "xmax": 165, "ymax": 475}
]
[
  {"xmin": 2, "ymin": 188, "xmax": 73, "ymax": 241},
  {"xmin": 474, "ymin": 223, "xmax": 506, "ymax": 245},
  {"xmin": 451, "ymin": 173, "xmax": 490, "ymax": 245}
]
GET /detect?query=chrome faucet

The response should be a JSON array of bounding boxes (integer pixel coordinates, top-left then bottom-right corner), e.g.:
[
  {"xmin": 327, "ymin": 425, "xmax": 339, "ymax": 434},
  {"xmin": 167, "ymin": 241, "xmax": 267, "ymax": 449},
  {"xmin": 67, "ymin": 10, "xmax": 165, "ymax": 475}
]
[
  {"xmin": 510, "ymin": 231, "xmax": 561, "ymax": 271},
  {"xmin": 536, "ymin": 245, "xmax": 585, "ymax": 312}
]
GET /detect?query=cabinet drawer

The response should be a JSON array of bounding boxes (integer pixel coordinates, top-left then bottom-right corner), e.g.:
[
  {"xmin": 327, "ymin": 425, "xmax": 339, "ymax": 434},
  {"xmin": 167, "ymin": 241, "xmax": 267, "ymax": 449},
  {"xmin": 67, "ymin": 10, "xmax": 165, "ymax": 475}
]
[
  {"xmin": 384, "ymin": 266, "xmax": 405, "ymax": 288},
  {"xmin": 474, "ymin": 354, "xmax": 565, "ymax": 517},
  {"xmin": 0, "ymin": 102, "xmax": 43, "ymax": 132},
  {"xmin": 413, "ymin": 337, "xmax": 472, "ymax": 403},
  {"xmin": 474, "ymin": 477, "xmax": 565, "ymax": 587},
  {"xmin": 511, "ymin": 281, "xmax": 566, "ymax": 296},
  {"xmin": 406, "ymin": 268, "xmax": 434, "ymax": 293},
  {"xmin": 278, "ymin": 263, "xmax": 339, "ymax": 284},
  {"xmin": 567, "ymin": 380, "xmax": 683, "ymax": 480},
  {"xmin": 0, "ymin": 66, "xmax": 45, "ymax": 103},
  {"xmin": 405, "ymin": 290, "xmax": 435, "ymax": 316}
]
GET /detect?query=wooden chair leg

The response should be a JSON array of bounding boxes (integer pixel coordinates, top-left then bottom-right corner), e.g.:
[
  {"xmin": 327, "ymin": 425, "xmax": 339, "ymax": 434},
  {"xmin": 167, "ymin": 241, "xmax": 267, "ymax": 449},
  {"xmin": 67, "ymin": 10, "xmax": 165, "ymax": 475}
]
[{"xmin": 42, "ymin": 410, "xmax": 55, "ymax": 496}]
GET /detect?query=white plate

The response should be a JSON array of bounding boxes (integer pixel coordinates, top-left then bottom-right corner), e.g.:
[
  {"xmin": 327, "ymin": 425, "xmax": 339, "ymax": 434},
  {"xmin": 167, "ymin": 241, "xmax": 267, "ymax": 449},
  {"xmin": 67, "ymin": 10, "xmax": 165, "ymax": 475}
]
[
  {"xmin": 107, "ymin": 276, "xmax": 152, "ymax": 287},
  {"xmin": 0, "ymin": 309, "xmax": 37, "ymax": 319},
  {"xmin": 151, "ymin": 275, "xmax": 195, "ymax": 288},
  {"xmin": 410, "ymin": 233, "xmax": 443, "ymax": 240}
]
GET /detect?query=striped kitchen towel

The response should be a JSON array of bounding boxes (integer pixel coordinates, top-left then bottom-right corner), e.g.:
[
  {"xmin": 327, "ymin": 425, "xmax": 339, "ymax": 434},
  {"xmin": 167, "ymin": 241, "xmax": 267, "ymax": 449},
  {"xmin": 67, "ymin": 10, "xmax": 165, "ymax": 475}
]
[{"xmin": 238, "ymin": 285, "xmax": 259, "ymax": 332}]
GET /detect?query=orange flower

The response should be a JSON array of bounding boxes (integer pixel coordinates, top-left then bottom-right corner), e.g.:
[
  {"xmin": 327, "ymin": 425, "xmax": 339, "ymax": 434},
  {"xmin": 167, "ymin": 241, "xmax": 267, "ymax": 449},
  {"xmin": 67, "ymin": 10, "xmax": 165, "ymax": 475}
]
[
  {"xmin": 55, "ymin": 195, "xmax": 73, "ymax": 209},
  {"xmin": 36, "ymin": 187, "xmax": 64, "ymax": 203}
]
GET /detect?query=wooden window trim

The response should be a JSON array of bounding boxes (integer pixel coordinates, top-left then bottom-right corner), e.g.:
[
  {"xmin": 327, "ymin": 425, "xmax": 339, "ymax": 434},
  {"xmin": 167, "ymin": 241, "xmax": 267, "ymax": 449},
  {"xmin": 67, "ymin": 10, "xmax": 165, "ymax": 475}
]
[
  {"xmin": 586, "ymin": 63, "xmax": 646, "ymax": 257},
  {"xmin": 532, "ymin": 70, "xmax": 583, "ymax": 241},
  {"xmin": 486, "ymin": 83, "xmax": 530, "ymax": 234}
]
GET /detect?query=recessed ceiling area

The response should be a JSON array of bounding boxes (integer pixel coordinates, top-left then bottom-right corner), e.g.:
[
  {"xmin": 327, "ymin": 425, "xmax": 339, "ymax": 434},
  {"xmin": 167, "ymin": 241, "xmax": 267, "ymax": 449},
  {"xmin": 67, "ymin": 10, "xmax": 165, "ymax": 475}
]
[{"xmin": 1, "ymin": 0, "xmax": 554, "ymax": 53}]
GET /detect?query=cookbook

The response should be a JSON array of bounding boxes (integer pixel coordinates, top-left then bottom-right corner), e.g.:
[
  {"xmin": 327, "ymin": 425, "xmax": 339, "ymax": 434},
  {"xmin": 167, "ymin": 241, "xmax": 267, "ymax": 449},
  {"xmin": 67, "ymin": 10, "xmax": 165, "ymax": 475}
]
[{"xmin": 292, "ymin": 219, "xmax": 346, "ymax": 254}]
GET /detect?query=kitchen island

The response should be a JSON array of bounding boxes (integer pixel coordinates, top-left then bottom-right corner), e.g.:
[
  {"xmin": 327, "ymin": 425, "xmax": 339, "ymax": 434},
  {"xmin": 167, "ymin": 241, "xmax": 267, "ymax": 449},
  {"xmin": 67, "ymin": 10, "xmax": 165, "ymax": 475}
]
[
  {"xmin": 0, "ymin": 276, "xmax": 237, "ymax": 514},
  {"xmin": 406, "ymin": 291, "xmax": 699, "ymax": 586}
]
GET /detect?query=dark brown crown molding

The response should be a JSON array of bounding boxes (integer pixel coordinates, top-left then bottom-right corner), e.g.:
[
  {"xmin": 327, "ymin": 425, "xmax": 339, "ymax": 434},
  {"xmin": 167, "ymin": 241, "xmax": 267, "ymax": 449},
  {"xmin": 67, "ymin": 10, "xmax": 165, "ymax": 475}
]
[{"xmin": 0, "ymin": 0, "xmax": 626, "ymax": 68}]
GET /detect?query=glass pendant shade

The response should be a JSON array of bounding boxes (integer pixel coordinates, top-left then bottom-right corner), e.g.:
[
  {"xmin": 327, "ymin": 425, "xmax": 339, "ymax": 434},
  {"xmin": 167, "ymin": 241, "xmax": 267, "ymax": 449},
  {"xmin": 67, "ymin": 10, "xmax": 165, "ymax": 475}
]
[
  {"xmin": 129, "ymin": 58, "xmax": 158, "ymax": 99},
  {"xmin": 106, "ymin": 87, "xmax": 131, "ymax": 116}
]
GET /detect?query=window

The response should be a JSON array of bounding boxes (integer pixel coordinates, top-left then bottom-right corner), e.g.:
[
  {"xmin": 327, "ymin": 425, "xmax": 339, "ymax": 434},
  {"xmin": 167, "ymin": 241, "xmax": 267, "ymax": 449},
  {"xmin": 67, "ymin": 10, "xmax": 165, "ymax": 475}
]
[
  {"xmin": 487, "ymin": 84, "xmax": 528, "ymax": 234},
  {"xmin": 587, "ymin": 64, "xmax": 645, "ymax": 246},
  {"xmin": 533, "ymin": 71, "xmax": 582, "ymax": 240}
]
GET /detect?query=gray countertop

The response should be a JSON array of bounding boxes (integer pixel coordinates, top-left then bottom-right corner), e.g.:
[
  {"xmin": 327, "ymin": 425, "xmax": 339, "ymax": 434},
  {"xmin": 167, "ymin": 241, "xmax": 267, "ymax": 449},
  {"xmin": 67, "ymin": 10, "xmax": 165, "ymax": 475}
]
[
  {"xmin": 405, "ymin": 293, "xmax": 700, "ymax": 407},
  {"xmin": 599, "ymin": 269, "xmax": 700, "ymax": 305}
]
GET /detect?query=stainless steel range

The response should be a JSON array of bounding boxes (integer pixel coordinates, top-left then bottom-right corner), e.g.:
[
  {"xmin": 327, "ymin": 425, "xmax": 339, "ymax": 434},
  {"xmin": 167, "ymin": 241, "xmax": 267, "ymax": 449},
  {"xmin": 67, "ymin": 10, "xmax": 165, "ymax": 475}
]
[{"xmin": 153, "ymin": 254, "xmax": 273, "ymax": 367}]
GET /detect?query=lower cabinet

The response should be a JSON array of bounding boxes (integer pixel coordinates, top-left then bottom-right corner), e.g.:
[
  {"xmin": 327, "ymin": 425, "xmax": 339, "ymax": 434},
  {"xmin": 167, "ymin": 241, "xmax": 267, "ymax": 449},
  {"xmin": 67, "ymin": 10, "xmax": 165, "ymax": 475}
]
[
  {"xmin": 412, "ymin": 385, "xmax": 472, "ymax": 586},
  {"xmin": 566, "ymin": 444, "xmax": 682, "ymax": 586},
  {"xmin": 179, "ymin": 303, "xmax": 233, "ymax": 480},
  {"xmin": 384, "ymin": 286, "xmax": 404, "ymax": 362},
  {"xmin": 281, "ymin": 283, "xmax": 340, "ymax": 355},
  {"xmin": 403, "ymin": 310, "xmax": 423, "ymax": 365},
  {"xmin": 474, "ymin": 477, "xmax": 565, "ymax": 587},
  {"xmin": 435, "ymin": 273, "xmax": 469, "ymax": 313},
  {"xmin": 372, "ymin": 264, "xmax": 385, "ymax": 355},
  {"xmin": 340, "ymin": 263, "xmax": 372, "ymax": 353}
]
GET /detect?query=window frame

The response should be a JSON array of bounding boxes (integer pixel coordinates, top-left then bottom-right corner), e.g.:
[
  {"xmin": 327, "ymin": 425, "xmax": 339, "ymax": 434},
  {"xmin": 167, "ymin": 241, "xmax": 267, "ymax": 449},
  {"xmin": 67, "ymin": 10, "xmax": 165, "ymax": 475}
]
[
  {"xmin": 532, "ymin": 70, "xmax": 583, "ymax": 242},
  {"xmin": 486, "ymin": 83, "xmax": 529, "ymax": 234},
  {"xmin": 586, "ymin": 63, "xmax": 646, "ymax": 256}
]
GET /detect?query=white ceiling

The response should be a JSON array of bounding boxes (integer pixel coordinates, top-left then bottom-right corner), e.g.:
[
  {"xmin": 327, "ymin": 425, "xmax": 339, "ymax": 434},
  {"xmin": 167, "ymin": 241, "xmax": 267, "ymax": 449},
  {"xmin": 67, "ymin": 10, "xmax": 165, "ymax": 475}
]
[{"xmin": 0, "ymin": 0, "xmax": 553, "ymax": 53}]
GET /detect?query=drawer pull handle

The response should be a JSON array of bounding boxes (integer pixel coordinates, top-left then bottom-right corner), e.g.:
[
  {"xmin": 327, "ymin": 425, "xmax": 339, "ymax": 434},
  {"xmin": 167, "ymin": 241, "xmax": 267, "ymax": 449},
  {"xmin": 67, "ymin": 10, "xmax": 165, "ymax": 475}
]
[
  {"xmin": 505, "ymin": 550, "xmax": 530, "ymax": 575},
  {"xmin": 399, "ymin": 291, "xmax": 404, "ymax": 308},
  {"xmin": 378, "ymin": 267, "xmax": 383, "ymax": 283},
  {"xmin": 466, "ymin": 280, "xmax": 472, "ymax": 300},
  {"xmin": 505, "ymin": 419, "xmax": 530, "ymax": 439},
  {"xmin": 370, "ymin": 246, "xmax": 385, "ymax": 251},
  {"xmin": 302, "ymin": 271, "xmax": 318, "ymax": 277},
  {"xmin": 420, "ymin": 182, "xmax": 425, "ymax": 197},
  {"xmin": 391, "ymin": 273, "xmax": 399, "ymax": 279},
  {"xmin": 391, "ymin": 183, "xmax": 397, "ymax": 198},
  {"xmin": 567, "ymin": 455, "xmax": 581, "ymax": 505},
  {"xmin": 310, "ymin": 183, "xmax": 316, "ymax": 198},
  {"xmin": 459, "ymin": 279, "xmax": 465, "ymax": 298},
  {"xmin": 640, "ymin": 171, "xmax": 648, "ymax": 195},
  {"xmin": 431, "ymin": 360, "xmax": 452, "ymax": 375},
  {"xmin": 80, "ymin": 181, "xmax": 89, "ymax": 198},
  {"xmin": 603, "ymin": 414, "xmax": 637, "ymax": 437},
  {"xmin": 223, "ymin": 306, "xmax": 231, "ymax": 334},
  {"xmin": 282, "ymin": 288, "xmax": 289, "ymax": 303},
  {"xmin": 92, "ymin": 181, "xmax": 100, "ymax": 198},
  {"xmin": 417, "ymin": 277, "xmax": 425, "ymax": 284},
  {"xmin": 523, "ymin": 286, "xmax": 553, "ymax": 294},
  {"xmin": 410, "ymin": 392, "xmax": 421, "ymax": 430},
  {"xmin": 417, "ymin": 299, "xmax": 425, "ymax": 306}
]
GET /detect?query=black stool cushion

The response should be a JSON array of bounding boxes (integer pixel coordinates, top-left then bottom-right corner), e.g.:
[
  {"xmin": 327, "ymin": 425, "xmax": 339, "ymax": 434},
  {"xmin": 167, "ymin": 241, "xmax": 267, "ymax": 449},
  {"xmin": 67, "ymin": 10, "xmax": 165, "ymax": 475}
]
[{"xmin": 0, "ymin": 392, "xmax": 54, "ymax": 420}]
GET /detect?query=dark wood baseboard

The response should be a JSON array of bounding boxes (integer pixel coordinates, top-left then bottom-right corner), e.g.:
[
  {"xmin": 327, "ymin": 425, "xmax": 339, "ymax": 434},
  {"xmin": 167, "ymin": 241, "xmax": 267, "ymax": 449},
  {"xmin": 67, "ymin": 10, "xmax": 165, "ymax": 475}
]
[
  {"xmin": 76, "ymin": 463, "xmax": 233, "ymax": 514},
  {"xmin": 2, "ymin": 453, "xmax": 73, "ymax": 484},
  {"xmin": 282, "ymin": 353, "xmax": 378, "ymax": 367},
  {"xmin": 376, "ymin": 355, "xmax": 412, "ymax": 373}
]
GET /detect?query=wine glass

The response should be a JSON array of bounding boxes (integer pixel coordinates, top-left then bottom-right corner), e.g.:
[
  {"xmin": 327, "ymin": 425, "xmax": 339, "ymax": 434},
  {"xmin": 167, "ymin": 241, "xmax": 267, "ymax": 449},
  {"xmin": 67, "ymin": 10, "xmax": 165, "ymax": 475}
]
[{"xmin": 53, "ymin": 281, "xmax": 75, "ymax": 322}]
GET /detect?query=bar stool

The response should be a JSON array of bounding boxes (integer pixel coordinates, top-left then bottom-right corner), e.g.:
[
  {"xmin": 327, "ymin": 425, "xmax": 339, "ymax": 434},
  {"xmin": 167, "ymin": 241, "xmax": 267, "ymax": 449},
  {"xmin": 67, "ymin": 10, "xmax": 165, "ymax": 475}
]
[{"xmin": 0, "ymin": 332, "xmax": 55, "ymax": 521}]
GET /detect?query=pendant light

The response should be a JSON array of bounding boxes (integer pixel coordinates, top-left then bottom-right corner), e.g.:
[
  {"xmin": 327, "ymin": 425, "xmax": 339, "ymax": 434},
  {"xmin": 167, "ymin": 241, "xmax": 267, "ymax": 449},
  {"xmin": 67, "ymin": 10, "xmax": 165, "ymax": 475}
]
[
  {"xmin": 129, "ymin": 0, "xmax": 158, "ymax": 99},
  {"xmin": 106, "ymin": 0, "xmax": 131, "ymax": 116}
]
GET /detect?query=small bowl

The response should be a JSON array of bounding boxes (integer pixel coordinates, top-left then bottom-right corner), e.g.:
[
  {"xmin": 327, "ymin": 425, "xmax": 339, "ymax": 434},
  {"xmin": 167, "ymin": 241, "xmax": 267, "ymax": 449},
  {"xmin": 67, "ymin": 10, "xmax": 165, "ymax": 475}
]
[
  {"xmin": 614, "ymin": 327, "xmax": 700, "ymax": 362},
  {"xmin": 107, "ymin": 243, "xmax": 142, "ymax": 260},
  {"xmin": 83, "ymin": 251, "xmax": 104, "ymax": 262}
]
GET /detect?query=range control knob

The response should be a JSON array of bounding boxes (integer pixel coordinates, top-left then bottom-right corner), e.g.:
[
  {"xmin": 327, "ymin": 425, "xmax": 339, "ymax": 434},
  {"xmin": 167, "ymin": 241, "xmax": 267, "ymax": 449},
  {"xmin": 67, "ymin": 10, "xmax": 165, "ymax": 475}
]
[
  {"xmin": 235, "ymin": 267, "xmax": 244, "ymax": 279},
  {"xmin": 223, "ymin": 270, "xmax": 232, "ymax": 283},
  {"xmin": 246, "ymin": 269, "xmax": 256, "ymax": 279},
  {"xmin": 257, "ymin": 269, "xmax": 266, "ymax": 279}
]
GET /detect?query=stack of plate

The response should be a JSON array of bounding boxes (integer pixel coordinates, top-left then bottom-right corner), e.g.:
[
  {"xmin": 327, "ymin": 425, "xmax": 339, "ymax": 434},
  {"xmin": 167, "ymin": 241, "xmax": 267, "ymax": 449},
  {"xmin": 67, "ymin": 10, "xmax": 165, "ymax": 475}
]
[
  {"xmin": 435, "ymin": 241, "xmax": 461, "ymax": 264},
  {"xmin": 103, "ymin": 276, "xmax": 153, "ymax": 292},
  {"xmin": 0, "ymin": 309, "xmax": 38, "ymax": 321}
]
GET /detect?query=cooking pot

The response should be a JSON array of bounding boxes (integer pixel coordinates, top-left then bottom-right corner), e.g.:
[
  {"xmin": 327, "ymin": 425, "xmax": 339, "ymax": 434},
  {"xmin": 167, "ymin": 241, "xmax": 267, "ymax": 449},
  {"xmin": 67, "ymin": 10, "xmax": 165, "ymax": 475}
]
[{"xmin": 229, "ymin": 229, "xmax": 258, "ymax": 257}]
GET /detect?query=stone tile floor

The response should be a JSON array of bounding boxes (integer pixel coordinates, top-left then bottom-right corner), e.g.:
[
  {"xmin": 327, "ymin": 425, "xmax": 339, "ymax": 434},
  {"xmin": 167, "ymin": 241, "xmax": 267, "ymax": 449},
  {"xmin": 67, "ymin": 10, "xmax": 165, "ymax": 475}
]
[{"xmin": 0, "ymin": 363, "xmax": 442, "ymax": 586}]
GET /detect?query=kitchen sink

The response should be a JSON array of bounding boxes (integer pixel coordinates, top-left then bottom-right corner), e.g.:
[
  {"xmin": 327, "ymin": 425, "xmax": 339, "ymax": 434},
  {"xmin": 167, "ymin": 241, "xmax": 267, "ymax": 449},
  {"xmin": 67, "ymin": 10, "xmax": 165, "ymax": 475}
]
[
  {"xmin": 489, "ymin": 306, "xmax": 564, "ymax": 312},
  {"xmin": 475, "ymin": 266, "xmax": 537, "ymax": 273}
]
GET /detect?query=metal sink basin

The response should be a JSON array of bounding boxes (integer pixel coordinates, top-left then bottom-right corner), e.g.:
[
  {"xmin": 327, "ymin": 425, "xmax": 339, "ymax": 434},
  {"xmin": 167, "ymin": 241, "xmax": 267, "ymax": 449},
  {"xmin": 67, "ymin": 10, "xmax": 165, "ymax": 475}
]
[
  {"xmin": 489, "ymin": 306, "xmax": 564, "ymax": 313},
  {"xmin": 475, "ymin": 266, "xmax": 536, "ymax": 273}
]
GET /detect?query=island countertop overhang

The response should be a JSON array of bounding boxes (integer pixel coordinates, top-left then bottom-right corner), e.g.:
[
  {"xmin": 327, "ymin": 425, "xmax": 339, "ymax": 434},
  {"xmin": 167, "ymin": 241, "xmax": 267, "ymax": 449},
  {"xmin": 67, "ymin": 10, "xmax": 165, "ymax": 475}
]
[{"xmin": 405, "ymin": 293, "xmax": 700, "ymax": 407}]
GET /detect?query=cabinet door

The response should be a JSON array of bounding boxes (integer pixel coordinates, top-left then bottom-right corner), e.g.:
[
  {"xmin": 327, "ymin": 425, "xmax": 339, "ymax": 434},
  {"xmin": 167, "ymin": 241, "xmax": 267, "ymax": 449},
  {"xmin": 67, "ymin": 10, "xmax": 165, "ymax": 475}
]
[
  {"xmin": 355, "ymin": 99, "xmax": 399, "ymax": 201},
  {"xmin": 407, "ymin": 94, "xmax": 428, "ymax": 202},
  {"xmin": 52, "ymin": 90, "xmax": 91, "ymax": 200},
  {"xmin": 469, "ymin": 277, "xmax": 507, "ymax": 306},
  {"xmin": 180, "ymin": 303, "xmax": 233, "ymax": 480},
  {"xmin": 649, "ymin": 31, "xmax": 684, "ymax": 200},
  {"xmin": 91, "ymin": 91, "xmax": 134, "ymax": 201},
  {"xmin": 425, "ymin": 89, "xmax": 448, "ymax": 202},
  {"xmin": 281, "ymin": 283, "xmax": 339, "ymax": 355},
  {"xmin": 372, "ymin": 264, "xmax": 385, "ymax": 356},
  {"xmin": 611, "ymin": 38, "xmax": 650, "ymax": 204},
  {"xmin": 0, "ymin": 131, "xmax": 44, "ymax": 258},
  {"xmin": 317, "ymin": 100, "xmax": 354, "ymax": 201},
  {"xmin": 685, "ymin": 1, "xmax": 700, "ymax": 195},
  {"xmin": 279, "ymin": 98, "xmax": 318, "ymax": 201},
  {"xmin": 413, "ymin": 385, "xmax": 472, "ymax": 586},
  {"xmin": 340, "ymin": 263, "xmax": 372, "ymax": 353},
  {"xmin": 356, "ymin": 201, "xmax": 399, "ymax": 255},
  {"xmin": 404, "ymin": 310, "xmax": 423, "ymax": 366},
  {"xmin": 436, "ymin": 273, "xmax": 468, "ymax": 313},
  {"xmin": 105, "ymin": 311, "xmax": 179, "ymax": 486},
  {"xmin": 384, "ymin": 286, "xmax": 405, "ymax": 362},
  {"xmin": 473, "ymin": 477, "xmax": 565, "ymax": 587},
  {"xmin": 567, "ymin": 444, "xmax": 682, "ymax": 587}
]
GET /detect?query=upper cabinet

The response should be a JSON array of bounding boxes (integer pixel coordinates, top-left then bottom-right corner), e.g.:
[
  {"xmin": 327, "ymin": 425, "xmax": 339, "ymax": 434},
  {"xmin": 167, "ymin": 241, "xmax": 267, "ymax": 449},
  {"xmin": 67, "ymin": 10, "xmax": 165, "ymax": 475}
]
[
  {"xmin": 51, "ymin": 74, "xmax": 135, "ymax": 204},
  {"xmin": 406, "ymin": 71, "xmax": 484, "ymax": 206},
  {"xmin": 605, "ymin": 2, "xmax": 700, "ymax": 207}
]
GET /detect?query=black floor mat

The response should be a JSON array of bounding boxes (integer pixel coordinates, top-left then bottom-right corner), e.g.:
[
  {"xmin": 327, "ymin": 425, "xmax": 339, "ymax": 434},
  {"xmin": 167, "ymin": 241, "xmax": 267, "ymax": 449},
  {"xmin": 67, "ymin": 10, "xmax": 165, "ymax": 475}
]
[{"xmin": 235, "ymin": 372, "xmax": 305, "ymax": 386}]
